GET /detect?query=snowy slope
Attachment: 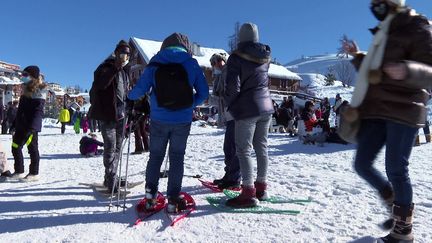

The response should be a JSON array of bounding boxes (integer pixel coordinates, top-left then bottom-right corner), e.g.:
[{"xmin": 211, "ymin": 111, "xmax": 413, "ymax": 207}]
[
  {"xmin": 0, "ymin": 118, "xmax": 431, "ymax": 242},
  {"xmin": 285, "ymin": 54, "xmax": 351, "ymax": 75}
]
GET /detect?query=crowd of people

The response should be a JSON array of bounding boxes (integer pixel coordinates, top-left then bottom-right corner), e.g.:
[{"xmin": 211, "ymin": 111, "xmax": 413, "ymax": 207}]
[{"xmin": 0, "ymin": 1, "xmax": 431, "ymax": 241}]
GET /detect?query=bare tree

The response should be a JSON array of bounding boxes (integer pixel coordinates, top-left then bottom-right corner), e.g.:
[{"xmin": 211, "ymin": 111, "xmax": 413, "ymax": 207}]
[
  {"xmin": 334, "ymin": 60, "xmax": 356, "ymax": 87},
  {"xmin": 228, "ymin": 21, "xmax": 241, "ymax": 53},
  {"xmin": 337, "ymin": 34, "xmax": 354, "ymax": 58}
]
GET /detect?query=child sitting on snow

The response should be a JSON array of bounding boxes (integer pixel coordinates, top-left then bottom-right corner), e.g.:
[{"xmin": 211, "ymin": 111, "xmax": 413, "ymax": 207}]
[{"xmin": 79, "ymin": 133, "xmax": 104, "ymax": 157}]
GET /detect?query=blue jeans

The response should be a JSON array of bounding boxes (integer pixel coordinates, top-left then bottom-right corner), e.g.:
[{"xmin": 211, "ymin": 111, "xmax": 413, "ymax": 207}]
[
  {"xmin": 223, "ymin": 120, "xmax": 241, "ymax": 182},
  {"xmin": 235, "ymin": 114, "xmax": 272, "ymax": 186},
  {"xmin": 354, "ymin": 119, "xmax": 417, "ymax": 206},
  {"xmin": 145, "ymin": 120, "xmax": 191, "ymax": 198}
]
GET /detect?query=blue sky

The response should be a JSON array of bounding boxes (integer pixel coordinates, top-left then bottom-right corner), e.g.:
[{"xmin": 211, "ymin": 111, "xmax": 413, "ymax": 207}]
[{"xmin": 1, "ymin": 0, "xmax": 431, "ymax": 90}]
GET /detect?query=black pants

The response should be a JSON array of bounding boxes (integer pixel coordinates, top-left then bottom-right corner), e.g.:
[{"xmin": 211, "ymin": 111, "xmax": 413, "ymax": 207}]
[
  {"xmin": 61, "ymin": 122, "xmax": 66, "ymax": 134},
  {"xmin": 134, "ymin": 116, "xmax": 149, "ymax": 152},
  {"xmin": 12, "ymin": 130, "xmax": 40, "ymax": 175}
]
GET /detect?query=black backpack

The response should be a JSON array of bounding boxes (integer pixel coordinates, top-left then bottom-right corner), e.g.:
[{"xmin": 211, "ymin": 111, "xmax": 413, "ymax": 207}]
[{"xmin": 150, "ymin": 62, "xmax": 193, "ymax": 110}]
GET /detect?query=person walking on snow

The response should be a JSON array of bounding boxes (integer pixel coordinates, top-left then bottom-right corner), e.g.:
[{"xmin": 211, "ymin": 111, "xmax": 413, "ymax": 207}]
[
  {"xmin": 342, "ymin": 0, "xmax": 432, "ymax": 241},
  {"xmin": 11, "ymin": 66, "xmax": 47, "ymax": 181},
  {"xmin": 88, "ymin": 40, "xmax": 131, "ymax": 193},
  {"xmin": 58, "ymin": 105, "xmax": 70, "ymax": 134},
  {"xmin": 210, "ymin": 53, "xmax": 241, "ymax": 190},
  {"xmin": 224, "ymin": 22, "xmax": 274, "ymax": 208},
  {"xmin": 128, "ymin": 33, "xmax": 209, "ymax": 213}
]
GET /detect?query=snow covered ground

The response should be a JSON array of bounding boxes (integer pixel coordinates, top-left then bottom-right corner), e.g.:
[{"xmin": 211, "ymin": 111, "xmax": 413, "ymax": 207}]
[{"xmin": 0, "ymin": 119, "xmax": 431, "ymax": 242}]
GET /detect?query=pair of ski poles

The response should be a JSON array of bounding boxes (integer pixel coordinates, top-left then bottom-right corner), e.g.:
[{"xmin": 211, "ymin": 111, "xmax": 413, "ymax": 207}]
[{"xmin": 108, "ymin": 114, "xmax": 145, "ymax": 212}]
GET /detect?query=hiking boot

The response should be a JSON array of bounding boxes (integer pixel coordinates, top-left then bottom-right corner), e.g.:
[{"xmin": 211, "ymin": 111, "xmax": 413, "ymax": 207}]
[
  {"xmin": 104, "ymin": 177, "xmax": 127, "ymax": 188},
  {"xmin": 1, "ymin": 170, "xmax": 13, "ymax": 177},
  {"xmin": 21, "ymin": 174, "xmax": 40, "ymax": 181},
  {"xmin": 167, "ymin": 194, "xmax": 188, "ymax": 213},
  {"xmin": 10, "ymin": 172, "xmax": 26, "ymax": 179},
  {"xmin": 426, "ymin": 134, "xmax": 431, "ymax": 143},
  {"xmin": 380, "ymin": 204, "xmax": 414, "ymax": 243},
  {"xmin": 225, "ymin": 185, "xmax": 258, "ymax": 208},
  {"xmin": 217, "ymin": 180, "xmax": 240, "ymax": 190},
  {"xmin": 254, "ymin": 181, "xmax": 268, "ymax": 201}
]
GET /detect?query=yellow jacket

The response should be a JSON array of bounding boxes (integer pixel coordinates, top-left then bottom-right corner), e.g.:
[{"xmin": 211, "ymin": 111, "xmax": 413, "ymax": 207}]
[{"xmin": 59, "ymin": 108, "xmax": 70, "ymax": 123}]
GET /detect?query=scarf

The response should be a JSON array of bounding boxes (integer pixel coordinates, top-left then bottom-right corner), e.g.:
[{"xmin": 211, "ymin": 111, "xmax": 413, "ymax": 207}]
[{"xmin": 350, "ymin": 13, "xmax": 396, "ymax": 107}]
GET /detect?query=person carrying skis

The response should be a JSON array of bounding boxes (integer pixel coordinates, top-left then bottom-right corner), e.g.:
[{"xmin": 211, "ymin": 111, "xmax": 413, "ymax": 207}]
[
  {"xmin": 11, "ymin": 66, "xmax": 47, "ymax": 181},
  {"xmin": 342, "ymin": 0, "xmax": 432, "ymax": 241},
  {"xmin": 88, "ymin": 40, "xmax": 131, "ymax": 193},
  {"xmin": 128, "ymin": 33, "xmax": 209, "ymax": 213},
  {"xmin": 210, "ymin": 52, "xmax": 241, "ymax": 190},
  {"xmin": 223, "ymin": 22, "xmax": 274, "ymax": 208}
]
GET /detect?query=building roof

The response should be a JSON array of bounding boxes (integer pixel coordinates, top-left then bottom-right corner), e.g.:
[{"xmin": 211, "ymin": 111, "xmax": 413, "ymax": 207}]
[
  {"xmin": 0, "ymin": 76, "xmax": 22, "ymax": 85},
  {"xmin": 131, "ymin": 37, "xmax": 301, "ymax": 81},
  {"xmin": 131, "ymin": 37, "xmax": 228, "ymax": 69}
]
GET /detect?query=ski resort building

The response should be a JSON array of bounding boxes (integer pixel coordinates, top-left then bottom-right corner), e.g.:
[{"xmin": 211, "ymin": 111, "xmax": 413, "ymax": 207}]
[
  {"xmin": 128, "ymin": 37, "xmax": 301, "ymax": 92},
  {"xmin": 0, "ymin": 61, "xmax": 23, "ymax": 106}
]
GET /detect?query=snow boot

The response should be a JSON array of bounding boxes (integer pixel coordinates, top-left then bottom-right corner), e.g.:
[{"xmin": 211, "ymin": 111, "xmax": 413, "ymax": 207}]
[
  {"xmin": 426, "ymin": 134, "xmax": 431, "ymax": 143},
  {"xmin": 225, "ymin": 185, "xmax": 258, "ymax": 208},
  {"xmin": 380, "ymin": 204, "xmax": 414, "ymax": 243},
  {"xmin": 378, "ymin": 184, "xmax": 395, "ymax": 229},
  {"xmin": 379, "ymin": 184, "xmax": 394, "ymax": 208},
  {"xmin": 167, "ymin": 194, "xmax": 188, "ymax": 213},
  {"xmin": 217, "ymin": 180, "xmax": 240, "ymax": 190},
  {"xmin": 254, "ymin": 181, "xmax": 268, "ymax": 201}
]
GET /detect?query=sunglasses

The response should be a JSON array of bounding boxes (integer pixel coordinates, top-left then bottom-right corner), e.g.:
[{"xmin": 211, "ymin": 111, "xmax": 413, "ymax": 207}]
[{"xmin": 22, "ymin": 72, "xmax": 29, "ymax": 77}]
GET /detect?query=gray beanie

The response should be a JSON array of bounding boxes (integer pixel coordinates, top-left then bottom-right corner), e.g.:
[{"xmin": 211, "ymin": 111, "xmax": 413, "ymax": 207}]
[
  {"xmin": 238, "ymin": 22, "xmax": 259, "ymax": 43},
  {"xmin": 160, "ymin": 33, "xmax": 192, "ymax": 54}
]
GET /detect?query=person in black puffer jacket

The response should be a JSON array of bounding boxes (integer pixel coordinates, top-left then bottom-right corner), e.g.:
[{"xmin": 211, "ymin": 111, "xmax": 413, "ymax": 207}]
[
  {"xmin": 224, "ymin": 23, "xmax": 274, "ymax": 208},
  {"xmin": 11, "ymin": 66, "xmax": 47, "ymax": 181}
]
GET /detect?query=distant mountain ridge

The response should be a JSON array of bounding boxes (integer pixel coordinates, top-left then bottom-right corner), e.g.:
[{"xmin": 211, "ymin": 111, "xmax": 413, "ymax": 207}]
[{"xmin": 285, "ymin": 54, "xmax": 351, "ymax": 75}]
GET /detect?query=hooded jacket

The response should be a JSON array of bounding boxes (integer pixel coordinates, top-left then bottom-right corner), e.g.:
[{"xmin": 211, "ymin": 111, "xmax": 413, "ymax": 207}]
[
  {"xmin": 351, "ymin": 9, "xmax": 432, "ymax": 127},
  {"xmin": 128, "ymin": 47, "xmax": 209, "ymax": 124},
  {"xmin": 224, "ymin": 42, "xmax": 274, "ymax": 120}
]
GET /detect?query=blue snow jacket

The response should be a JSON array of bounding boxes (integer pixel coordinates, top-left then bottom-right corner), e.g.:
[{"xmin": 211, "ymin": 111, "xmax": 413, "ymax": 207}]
[{"xmin": 128, "ymin": 47, "xmax": 209, "ymax": 124}]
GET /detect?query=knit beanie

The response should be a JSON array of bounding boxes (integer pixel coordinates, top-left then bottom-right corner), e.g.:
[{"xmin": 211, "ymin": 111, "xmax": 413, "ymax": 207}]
[
  {"xmin": 160, "ymin": 33, "xmax": 192, "ymax": 54},
  {"xmin": 114, "ymin": 40, "xmax": 130, "ymax": 53},
  {"xmin": 238, "ymin": 22, "xmax": 259, "ymax": 43},
  {"xmin": 23, "ymin": 66, "xmax": 40, "ymax": 79},
  {"xmin": 210, "ymin": 53, "xmax": 227, "ymax": 64}
]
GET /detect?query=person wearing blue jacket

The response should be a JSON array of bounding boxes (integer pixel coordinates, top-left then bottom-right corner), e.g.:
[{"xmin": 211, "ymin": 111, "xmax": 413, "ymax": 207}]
[{"xmin": 128, "ymin": 33, "xmax": 209, "ymax": 213}]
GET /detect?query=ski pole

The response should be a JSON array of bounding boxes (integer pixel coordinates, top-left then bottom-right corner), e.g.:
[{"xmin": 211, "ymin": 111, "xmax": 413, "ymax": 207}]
[
  {"xmin": 122, "ymin": 123, "xmax": 133, "ymax": 212},
  {"xmin": 109, "ymin": 116, "xmax": 128, "ymax": 211},
  {"xmin": 160, "ymin": 149, "xmax": 169, "ymax": 178}
]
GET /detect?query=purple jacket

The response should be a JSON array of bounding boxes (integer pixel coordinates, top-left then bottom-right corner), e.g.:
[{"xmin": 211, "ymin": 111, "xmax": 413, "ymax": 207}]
[{"xmin": 224, "ymin": 42, "xmax": 274, "ymax": 120}]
